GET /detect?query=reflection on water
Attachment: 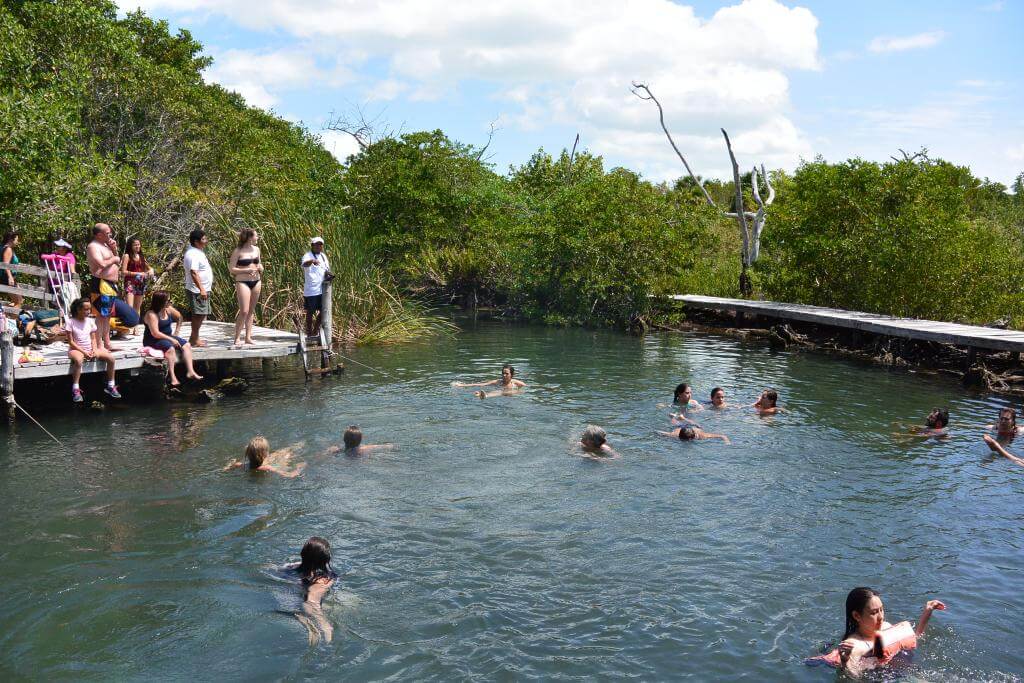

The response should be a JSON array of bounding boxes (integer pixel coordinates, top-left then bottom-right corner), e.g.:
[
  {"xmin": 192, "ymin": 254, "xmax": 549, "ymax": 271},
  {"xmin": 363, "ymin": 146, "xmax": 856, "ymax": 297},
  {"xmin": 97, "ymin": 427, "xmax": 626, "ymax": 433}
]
[{"xmin": 1, "ymin": 321, "xmax": 1022, "ymax": 680}]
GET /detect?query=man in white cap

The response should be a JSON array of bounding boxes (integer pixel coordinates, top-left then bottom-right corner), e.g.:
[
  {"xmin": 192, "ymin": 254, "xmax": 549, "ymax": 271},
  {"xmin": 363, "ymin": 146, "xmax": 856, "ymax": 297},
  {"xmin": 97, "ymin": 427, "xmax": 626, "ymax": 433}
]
[{"xmin": 301, "ymin": 237, "xmax": 330, "ymax": 337}]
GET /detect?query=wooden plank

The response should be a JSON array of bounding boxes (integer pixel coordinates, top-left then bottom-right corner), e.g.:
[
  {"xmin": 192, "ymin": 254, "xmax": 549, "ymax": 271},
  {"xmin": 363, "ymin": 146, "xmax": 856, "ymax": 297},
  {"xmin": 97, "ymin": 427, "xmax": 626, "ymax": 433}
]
[
  {"xmin": 673, "ymin": 295, "xmax": 1024, "ymax": 352},
  {"xmin": 1, "ymin": 263, "xmax": 81, "ymax": 282}
]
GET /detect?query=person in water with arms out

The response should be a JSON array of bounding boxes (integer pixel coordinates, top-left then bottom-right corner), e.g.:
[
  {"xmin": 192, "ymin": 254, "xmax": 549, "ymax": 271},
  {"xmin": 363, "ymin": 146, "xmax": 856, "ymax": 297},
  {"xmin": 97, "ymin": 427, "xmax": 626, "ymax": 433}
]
[
  {"xmin": 659, "ymin": 425, "xmax": 730, "ymax": 444},
  {"xmin": 324, "ymin": 426, "xmax": 395, "ymax": 456},
  {"xmin": 454, "ymin": 363, "xmax": 526, "ymax": 398},
  {"xmin": 224, "ymin": 436, "xmax": 305, "ymax": 477},
  {"xmin": 833, "ymin": 587, "xmax": 945, "ymax": 675},
  {"xmin": 982, "ymin": 434, "xmax": 1024, "ymax": 467}
]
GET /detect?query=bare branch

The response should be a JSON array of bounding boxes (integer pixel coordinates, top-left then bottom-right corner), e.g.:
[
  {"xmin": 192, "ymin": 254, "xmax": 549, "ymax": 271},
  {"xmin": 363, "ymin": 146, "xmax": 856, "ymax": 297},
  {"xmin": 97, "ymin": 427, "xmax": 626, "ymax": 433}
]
[
  {"xmin": 325, "ymin": 104, "xmax": 390, "ymax": 151},
  {"xmin": 631, "ymin": 82, "xmax": 717, "ymax": 208},
  {"xmin": 761, "ymin": 164, "xmax": 775, "ymax": 205},
  {"xmin": 565, "ymin": 132, "xmax": 580, "ymax": 183},
  {"xmin": 475, "ymin": 117, "xmax": 501, "ymax": 161},
  {"xmin": 722, "ymin": 128, "xmax": 750, "ymax": 265}
]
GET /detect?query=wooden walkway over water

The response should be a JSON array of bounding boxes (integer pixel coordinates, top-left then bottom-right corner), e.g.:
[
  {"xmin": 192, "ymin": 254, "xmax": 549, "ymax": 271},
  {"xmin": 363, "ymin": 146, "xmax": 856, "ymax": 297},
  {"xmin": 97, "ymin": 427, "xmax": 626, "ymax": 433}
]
[
  {"xmin": 11, "ymin": 321, "xmax": 300, "ymax": 380},
  {"xmin": 672, "ymin": 295, "xmax": 1024, "ymax": 353}
]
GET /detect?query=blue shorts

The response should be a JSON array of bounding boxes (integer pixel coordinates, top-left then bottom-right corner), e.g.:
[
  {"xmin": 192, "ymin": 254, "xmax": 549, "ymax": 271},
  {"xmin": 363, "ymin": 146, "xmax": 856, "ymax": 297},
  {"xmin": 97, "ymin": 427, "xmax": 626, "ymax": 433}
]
[
  {"xmin": 304, "ymin": 294, "xmax": 322, "ymax": 313},
  {"xmin": 146, "ymin": 336, "xmax": 187, "ymax": 352}
]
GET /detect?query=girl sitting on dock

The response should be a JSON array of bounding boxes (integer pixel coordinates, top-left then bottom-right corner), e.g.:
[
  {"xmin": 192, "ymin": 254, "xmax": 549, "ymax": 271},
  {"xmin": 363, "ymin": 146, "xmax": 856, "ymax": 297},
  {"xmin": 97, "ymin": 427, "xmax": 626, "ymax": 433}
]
[
  {"xmin": 143, "ymin": 290, "xmax": 203, "ymax": 387},
  {"xmin": 454, "ymin": 363, "xmax": 526, "ymax": 398},
  {"xmin": 66, "ymin": 297, "xmax": 120, "ymax": 402},
  {"xmin": 224, "ymin": 436, "xmax": 306, "ymax": 477}
]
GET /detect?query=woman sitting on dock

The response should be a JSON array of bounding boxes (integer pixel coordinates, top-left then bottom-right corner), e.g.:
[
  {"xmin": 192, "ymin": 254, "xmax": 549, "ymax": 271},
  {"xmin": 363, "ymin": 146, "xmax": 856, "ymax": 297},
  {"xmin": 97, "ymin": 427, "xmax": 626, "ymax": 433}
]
[
  {"xmin": 228, "ymin": 228, "xmax": 263, "ymax": 347},
  {"xmin": 143, "ymin": 290, "xmax": 202, "ymax": 387},
  {"xmin": 224, "ymin": 436, "xmax": 306, "ymax": 477},
  {"xmin": 454, "ymin": 363, "xmax": 526, "ymax": 398},
  {"xmin": 66, "ymin": 297, "xmax": 120, "ymax": 402}
]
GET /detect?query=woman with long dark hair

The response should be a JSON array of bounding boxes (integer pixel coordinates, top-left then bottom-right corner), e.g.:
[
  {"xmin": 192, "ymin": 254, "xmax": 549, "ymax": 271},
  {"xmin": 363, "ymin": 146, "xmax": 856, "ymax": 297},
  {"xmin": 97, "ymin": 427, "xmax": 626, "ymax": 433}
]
[
  {"xmin": 228, "ymin": 228, "xmax": 263, "ymax": 347},
  {"xmin": 1, "ymin": 231, "xmax": 22, "ymax": 307},
  {"xmin": 143, "ymin": 290, "xmax": 202, "ymax": 387},
  {"xmin": 121, "ymin": 237, "xmax": 154, "ymax": 320},
  {"xmin": 288, "ymin": 537, "xmax": 336, "ymax": 643}
]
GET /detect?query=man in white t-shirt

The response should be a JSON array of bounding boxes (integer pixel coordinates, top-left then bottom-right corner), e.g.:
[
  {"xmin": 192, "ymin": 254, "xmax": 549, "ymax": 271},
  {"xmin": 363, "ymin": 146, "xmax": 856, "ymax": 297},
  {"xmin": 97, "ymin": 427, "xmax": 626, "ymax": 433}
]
[
  {"xmin": 301, "ymin": 237, "xmax": 331, "ymax": 337},
  {"xmin": 183, "ymin": 228, "xmax": 213, "ymax": 347}
]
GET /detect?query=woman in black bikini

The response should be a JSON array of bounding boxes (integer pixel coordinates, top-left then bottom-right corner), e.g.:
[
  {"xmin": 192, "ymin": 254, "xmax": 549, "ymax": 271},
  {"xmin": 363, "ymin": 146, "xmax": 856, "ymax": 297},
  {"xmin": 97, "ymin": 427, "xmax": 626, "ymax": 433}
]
[{"xmin": 229, "ymin": 228, "xmax": 263, "ymax": 347}]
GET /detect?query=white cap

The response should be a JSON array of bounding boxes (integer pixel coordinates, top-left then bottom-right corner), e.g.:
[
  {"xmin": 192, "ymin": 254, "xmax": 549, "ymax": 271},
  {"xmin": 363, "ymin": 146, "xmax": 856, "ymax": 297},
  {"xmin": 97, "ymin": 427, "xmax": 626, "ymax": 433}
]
[
  {"xmin": 53, "ymin": 239, "xmax": 72, "ymax": 248},
  {"xmin": 311, "ymin": 236, "xmax": 324, "ymax": 244}
]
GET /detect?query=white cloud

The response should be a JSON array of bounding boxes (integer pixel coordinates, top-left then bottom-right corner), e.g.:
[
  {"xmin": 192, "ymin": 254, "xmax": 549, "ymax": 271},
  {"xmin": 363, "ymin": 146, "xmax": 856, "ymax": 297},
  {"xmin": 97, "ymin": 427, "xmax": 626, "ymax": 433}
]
[
  {"xmin": 867, "ymin": 30, "xmax": 947, "ymax": 54},
  {"xmin": 204, "ymin": 48, "xmax": 352, "ymax": 108},
  {"xmin": 318, "ymin": 130, "xmax": 363, "ymax": 163},
  {"xmin": 1008, "ymin": 143, "xmax": 1024, "ymax": 163},
  {"xmin": 125, "ymin": 0, "xmax": 821, "ymax": 179},
  {"xmin": 982, "ymin": 1, "xmax": 1004, "ymax": 11}
]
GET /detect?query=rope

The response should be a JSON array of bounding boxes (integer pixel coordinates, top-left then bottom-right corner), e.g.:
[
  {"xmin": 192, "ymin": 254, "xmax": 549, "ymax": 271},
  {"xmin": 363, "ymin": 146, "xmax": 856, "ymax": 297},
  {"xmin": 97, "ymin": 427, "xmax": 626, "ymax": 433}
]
[
  {"xmin": 11, "ymin": 398, "xmax": 68, "ymax": 450},
  {"xmin": 333, "ymin": 353, "xmax": 391, "ymax": 377}
]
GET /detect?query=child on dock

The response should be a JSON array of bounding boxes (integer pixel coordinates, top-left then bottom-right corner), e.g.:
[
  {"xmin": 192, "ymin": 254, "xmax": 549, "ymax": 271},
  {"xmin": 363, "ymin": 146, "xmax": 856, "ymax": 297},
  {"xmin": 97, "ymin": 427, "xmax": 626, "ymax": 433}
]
[
  {"xmin": 66, "ymin": 297, "xmax": 120, "ymax": 402},
  {"xmin": 325, "ymin": 426, "xmax": 394, "ymax": 456},
  {"xmin": 224, "ymin": 436, "xmax": 306, "ymax": 477}
]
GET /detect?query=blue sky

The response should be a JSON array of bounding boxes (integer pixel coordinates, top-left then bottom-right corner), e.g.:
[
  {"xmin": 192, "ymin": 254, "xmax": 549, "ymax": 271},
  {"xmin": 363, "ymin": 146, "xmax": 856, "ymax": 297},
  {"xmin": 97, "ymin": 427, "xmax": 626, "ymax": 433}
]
[{"xmin": 121, "ymin": 0, "xmax": 1023, "ymax": 185}]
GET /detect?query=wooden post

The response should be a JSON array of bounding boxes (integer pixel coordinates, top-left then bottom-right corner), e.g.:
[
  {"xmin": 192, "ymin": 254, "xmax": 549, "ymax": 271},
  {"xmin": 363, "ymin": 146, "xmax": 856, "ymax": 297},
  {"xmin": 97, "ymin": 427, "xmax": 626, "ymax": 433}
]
[
  {"xmin": 262, "ymin": 357, "xmax": 275, "ymax": 379},
  {"xmin": 1, "ymin": 329, "xmax": 15, "ymax": 422},
  {"xmin": 319, "ymin": 277, "xmax": 333, "ymax": 369},
  {"xmin": 966, "ymin": 346, "xmax": 978, "ymax": 369}
]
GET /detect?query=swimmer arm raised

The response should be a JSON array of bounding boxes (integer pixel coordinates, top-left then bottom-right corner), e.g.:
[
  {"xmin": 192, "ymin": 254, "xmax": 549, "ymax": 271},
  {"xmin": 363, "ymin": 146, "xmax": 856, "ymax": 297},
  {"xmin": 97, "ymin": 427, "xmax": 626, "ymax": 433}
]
[
  {"xmin": 914, "ymin": 599, "xmax": 946, "ymax": 636},
  {"xmin": 983, "ymin": 435, "xmax": 1024, "ymax": 467}
]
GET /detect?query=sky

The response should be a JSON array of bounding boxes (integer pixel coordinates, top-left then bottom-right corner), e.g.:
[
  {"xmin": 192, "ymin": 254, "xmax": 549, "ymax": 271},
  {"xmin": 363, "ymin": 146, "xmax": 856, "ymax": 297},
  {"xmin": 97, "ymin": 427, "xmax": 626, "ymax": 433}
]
[{"xmin": 117, "ymin": 0, "xmax": 1024, "ymax": 186}]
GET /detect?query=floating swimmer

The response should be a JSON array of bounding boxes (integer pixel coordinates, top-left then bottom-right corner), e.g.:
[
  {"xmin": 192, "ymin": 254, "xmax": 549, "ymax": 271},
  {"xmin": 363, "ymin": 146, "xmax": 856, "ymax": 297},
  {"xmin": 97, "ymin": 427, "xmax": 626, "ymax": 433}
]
[
  {"xmin": 454, "ymin": 363, "xmax": 526, "ymax": 398},
  {"xmin": 709, "ymin": 387, "xmax": 729, "ymax": 409},
  {"xmin": 659, "ymin": 425, "xmax": 730, "ymax": 444},
  {"xmin": 324, "ymin": 426, "xmax": 395, "ymax": 457},
  {"xmin": 987, "ymin": 407, "xmax": 1024, "ymax": 437},
  {"xmin": 751, "ymin": 388, "xmax": 782, "ymax": 415},
  {"xmin": 224, "ymin": 436, "xmax": 306, "ymax": 477},
  {"xmin": 579, "ymin": 425, "xmax": 619, "ymax": 459},
  {"xmin": 807, "ymin": 587, "xmax": 946, "ymax": 675},
  {"xmin": 983, "ymin": 434, "xmax": 1024, "ymax": 467},
  {"xmin": 287, "ymin": 536, "xmax": 337, "ymax": 644}
]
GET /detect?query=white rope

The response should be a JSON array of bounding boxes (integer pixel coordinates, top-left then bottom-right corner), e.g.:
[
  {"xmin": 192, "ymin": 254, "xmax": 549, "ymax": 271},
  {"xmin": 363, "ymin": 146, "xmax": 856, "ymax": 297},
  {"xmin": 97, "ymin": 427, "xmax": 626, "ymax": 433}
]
[{"xmin": 11, "ymin": 398, "xmax": 68, "ymax": 450}]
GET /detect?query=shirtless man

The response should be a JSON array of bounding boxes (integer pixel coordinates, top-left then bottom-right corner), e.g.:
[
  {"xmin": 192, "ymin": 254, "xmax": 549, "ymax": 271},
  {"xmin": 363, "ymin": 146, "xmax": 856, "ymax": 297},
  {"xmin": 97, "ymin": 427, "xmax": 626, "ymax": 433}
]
[{"xmin": 85, "ymin": 223, "xmax": 122, "ymax": 350}]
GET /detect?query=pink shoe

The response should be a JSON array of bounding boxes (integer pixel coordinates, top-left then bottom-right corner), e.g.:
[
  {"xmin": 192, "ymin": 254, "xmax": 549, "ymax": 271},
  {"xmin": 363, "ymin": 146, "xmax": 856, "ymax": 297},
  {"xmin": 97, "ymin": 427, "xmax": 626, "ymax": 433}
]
[{"xmin": 72, "ymin": 388, "xmax": 83, "ymax": 403}]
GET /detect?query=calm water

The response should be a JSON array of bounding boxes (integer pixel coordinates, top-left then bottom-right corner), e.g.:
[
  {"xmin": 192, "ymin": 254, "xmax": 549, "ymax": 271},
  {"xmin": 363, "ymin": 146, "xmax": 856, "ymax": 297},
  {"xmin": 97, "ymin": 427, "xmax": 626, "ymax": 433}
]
[{"xmin": 1, "ymin": 322, "xmax": 1022, "ymax": 681}]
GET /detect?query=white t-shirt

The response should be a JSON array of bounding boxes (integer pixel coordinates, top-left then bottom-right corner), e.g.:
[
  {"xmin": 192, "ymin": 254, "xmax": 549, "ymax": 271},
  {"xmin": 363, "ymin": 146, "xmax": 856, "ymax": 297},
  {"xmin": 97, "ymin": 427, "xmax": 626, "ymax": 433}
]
[
  {"xmin": 302, "ymin": 251, "xmax": 330, "ymax": 297},
  {"xmin": 67, "ymin": 316, "xmax": 97, "ymax": 353},
  {"xmin": 183, "ymin": 246, "xmax": 213, "ymax": 293}
]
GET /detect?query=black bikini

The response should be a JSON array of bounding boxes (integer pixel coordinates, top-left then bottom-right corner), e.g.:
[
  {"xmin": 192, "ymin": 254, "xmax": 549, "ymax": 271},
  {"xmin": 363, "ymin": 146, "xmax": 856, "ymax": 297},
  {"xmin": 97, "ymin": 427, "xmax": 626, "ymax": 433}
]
[{"xmin": 237, "ymin": 256, "xmax": 261, "ymax": 290}]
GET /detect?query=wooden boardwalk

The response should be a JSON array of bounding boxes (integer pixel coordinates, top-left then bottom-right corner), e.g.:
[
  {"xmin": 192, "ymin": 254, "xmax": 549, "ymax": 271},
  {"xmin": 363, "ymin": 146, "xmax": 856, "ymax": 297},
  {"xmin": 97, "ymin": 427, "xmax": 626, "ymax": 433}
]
[
  {"xmin": 13, "ymin": 321, "xmax": 300, "ymax": 380},
  {"xmin": 672, "ymin": 295, "xmax": 1024, "ymax": 353}
]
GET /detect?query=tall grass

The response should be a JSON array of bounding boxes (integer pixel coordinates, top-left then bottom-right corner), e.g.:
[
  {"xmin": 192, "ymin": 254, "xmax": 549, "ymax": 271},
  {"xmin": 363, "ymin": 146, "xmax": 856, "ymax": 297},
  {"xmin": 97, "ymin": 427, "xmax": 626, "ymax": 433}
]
[{"xmin": 202, "ymin": 206, "xmax": 452, "ymax": 345}]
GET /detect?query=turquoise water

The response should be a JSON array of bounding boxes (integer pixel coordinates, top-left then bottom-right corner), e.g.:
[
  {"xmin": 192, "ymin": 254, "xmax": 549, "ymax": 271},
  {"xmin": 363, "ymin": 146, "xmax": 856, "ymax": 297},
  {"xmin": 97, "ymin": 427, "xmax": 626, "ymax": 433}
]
[{"xmin": 1, "ymin": 322, "xmax": 1022, "ymax": 680}]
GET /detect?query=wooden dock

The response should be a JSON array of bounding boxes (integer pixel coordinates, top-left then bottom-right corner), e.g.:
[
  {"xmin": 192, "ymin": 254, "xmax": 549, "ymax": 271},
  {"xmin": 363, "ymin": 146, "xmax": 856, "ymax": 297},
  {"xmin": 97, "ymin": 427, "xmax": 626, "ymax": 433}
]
[
  {"xmin": 11, "ymin": 321, "xmax": 300, "ymax": 380},
  {"xmin": 672, "ymin": 295, "xmax": 1024, "ymax": 353}
]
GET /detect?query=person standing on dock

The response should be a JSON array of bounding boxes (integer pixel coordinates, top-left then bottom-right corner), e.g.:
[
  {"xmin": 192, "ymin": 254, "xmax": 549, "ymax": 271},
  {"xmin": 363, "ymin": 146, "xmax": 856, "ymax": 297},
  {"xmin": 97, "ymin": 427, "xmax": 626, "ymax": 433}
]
[
  {"xmin": 301, "ymin": 236, "xmax": 330, "ymax": 338},
  {"xmin": 183, "ymin": 228, "xmax": 213, "ymax": 347},
  {"xmin": 86, "ymin": 223, "xmax": 124, "ymax": 350}
]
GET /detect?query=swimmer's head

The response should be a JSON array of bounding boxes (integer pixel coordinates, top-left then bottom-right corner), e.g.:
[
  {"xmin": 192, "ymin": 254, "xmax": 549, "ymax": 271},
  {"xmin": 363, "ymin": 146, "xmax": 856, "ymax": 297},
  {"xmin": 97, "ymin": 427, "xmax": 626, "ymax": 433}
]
[
  {"xmin": 678, "ymin": 427, "xmax": 697, "ymax": 441},
  {"xmin": 502, "ymin": 364, "xmax": 515, "ymax": 382},
  {"xmin": 845, "ymin": 587, "xmax": 884, "ymax": 638},
  {"xmin": 760, "ymin": 389, "xmax": 778, "ymax": 407},
  {"xmin": 925, "ymin": 407, "xmax": 949, "ymax": 429},
  {"xmin": 245, "ymin": 436, "xmax": 270, "ymax": 468},
  {"xmin": 711, "ymin": 387, "xmax": 725, "ymax": 406},
  {"xmin": 343, "ymin": 425, "xmax": 362, "ymax": 449},
  {"xmin": 299, "ymin": 536, "xmax": 333, "ymax": 583},
  {"xmin": 997, "ymin": 407, "xmax": 1017, "ymax": 432},
  {"xmin": 674, "ymin": 383, "xmax": 692, "ymax": 403},
  {"xmin": 581, "ymin": 425, "xmax": 606, "ymax": 449}
]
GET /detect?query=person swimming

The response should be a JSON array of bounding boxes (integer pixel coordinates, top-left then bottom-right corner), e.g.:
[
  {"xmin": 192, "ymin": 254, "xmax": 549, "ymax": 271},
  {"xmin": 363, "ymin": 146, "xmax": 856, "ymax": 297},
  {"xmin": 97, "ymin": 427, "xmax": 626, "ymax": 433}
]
[
  {"xmin": 709, "ymin": 387, "xmax": 729, "ymax": 409},
  {"xmin": 983, "ymin": 434, "xmax": 1024, "ymax": 467},
  {"xmin": 988, "ymin": 407, "xmax": 1024, "ymax": 437},
  {"xmin": 659, "ymin": 425, "xmax": 730, "ymax": 444},
  {"xmin": 825, "ymin": 587, "xmax": 945, "ymax": 675},
  {"xmin": 455, "ymin": 363, "xmax": 526, "ymax": 398},
  {"xmin": 224, "ymin": 436, "xmax": 306, "ymax": 477},
  {"xmin": 673, "ymin": 383, "xmax": 703, "ymax": 411},
  {"xmin": 288, "ymin": 536, "xmax": 337, "ymax": 644},
  {"xmin": 752, "ymin": 388, "xmax": 781, "ymax": 415},
  {"xmin": 910, "ymin": 407, "xmax": 950, "ymax": 437},
  {"xmin": 324, "ymin": 426, "xmax": 395, "ymax": 456},
  {"xmin": 579, "ymin": 425, "xmax": 619, "ymax": 459}
]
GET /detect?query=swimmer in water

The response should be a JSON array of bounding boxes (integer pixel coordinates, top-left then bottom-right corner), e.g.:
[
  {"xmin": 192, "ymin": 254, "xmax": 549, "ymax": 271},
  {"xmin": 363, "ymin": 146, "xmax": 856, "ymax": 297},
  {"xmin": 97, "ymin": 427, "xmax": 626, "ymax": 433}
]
[
  {"xmin": 224, "ymin": 436, "xmax": 306, "ymax": 477},
  {"xmin": 287, "ymin": 536, "xmax": 337, "ymax": 644},
  {"xmin": 751, "ymin": 388, "xmax": 782, "ymax": 415},
  {"xmin": 659, "ymin": 425, "xmax": 730, "ymax": 444},
  {"xmin": 579, "ymin": 425, "xmax": 619, "ymax": 459},
  {"xmin": 834, "ymin": 587, "xmax": 945, "ymax": 675},
  {"xmin": 709, "ymin": 387, "xmax": 729, "ymax": 409},
  {"xmin": 324, "ymin": 425, "xmax": 395, "ymax": 456},
  {"xmin": 454, "ymin": 363, "xmax": 526, "ymax": 398},
  {"xmin": 983, "ymin": 434, "xmax": 1024, "ymax": 467},
  {"xmin": 987, "ymin": 407, "xmax": 1024, "ymax": 437},
  {"xmin": 672, "ymin": 383, "xmax": 703, "ymax": 411},
  {"xmin": 909, "ymin": 407, "xmax": 949, "ymax": 438}
]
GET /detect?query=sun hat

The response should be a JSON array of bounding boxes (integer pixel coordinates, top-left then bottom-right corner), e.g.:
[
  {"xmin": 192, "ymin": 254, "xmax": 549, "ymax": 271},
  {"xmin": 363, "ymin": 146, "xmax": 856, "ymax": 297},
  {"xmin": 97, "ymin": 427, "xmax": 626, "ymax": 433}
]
[
  {"xmin": 311, "ymin": 236, "xmax": 324, "ymax": 244},
  {"xmin": 53, "ymin": 238, "xmax": 72, "ymax": 248}
]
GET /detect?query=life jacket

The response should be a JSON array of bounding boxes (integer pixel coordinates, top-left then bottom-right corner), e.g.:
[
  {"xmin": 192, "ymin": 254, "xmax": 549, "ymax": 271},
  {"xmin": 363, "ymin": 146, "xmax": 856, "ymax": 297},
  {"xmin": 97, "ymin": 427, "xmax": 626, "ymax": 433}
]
[{"xmin": 805, "ymin": 621, "xmax": 917, "ymax": 668}]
